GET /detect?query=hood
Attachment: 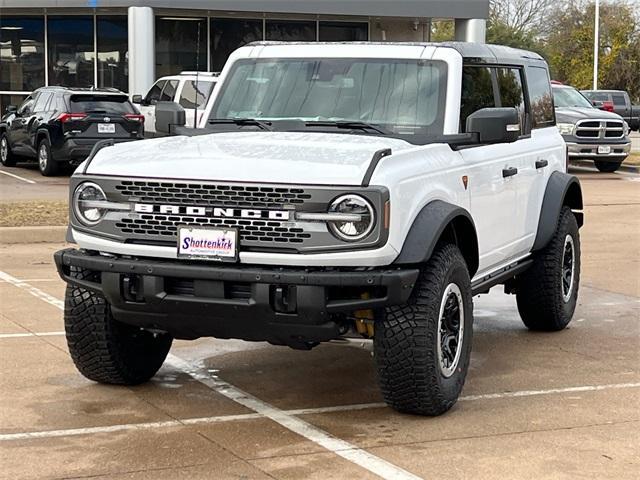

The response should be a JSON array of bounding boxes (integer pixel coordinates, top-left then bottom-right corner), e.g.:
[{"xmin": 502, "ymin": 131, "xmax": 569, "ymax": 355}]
[
  {"xmin": 83, "ymin": 131, "xmax": 414, "ymax": 186},
  {"xmin": 555, "ymin": 107, "xmax": 625, "ymax": 123}
]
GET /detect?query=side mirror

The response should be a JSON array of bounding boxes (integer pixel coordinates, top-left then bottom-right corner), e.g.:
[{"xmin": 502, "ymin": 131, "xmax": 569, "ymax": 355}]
[
  {"xmin": 466, "ymin": 107, "xmax": 520, "ymax": 144},
  {"xmin": 131, "ymin": 94, "xmax": 143, "ymax": 104},
  {"xmin": 155, "ymin": 101, "xmax": 185, "ymax": 135},
  {"xmin": 6, "ymin": 105, "xmax": 17, "ymax": 114}
]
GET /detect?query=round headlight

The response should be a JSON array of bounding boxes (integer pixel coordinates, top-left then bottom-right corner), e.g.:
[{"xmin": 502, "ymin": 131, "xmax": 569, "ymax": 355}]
[
  {"xmin": 328, "ymin": 194, "xmax": 375, "ymax": 241},
  {"xmin": 73, "ymin": 182, "xmax": 107, "ymax": 225}
]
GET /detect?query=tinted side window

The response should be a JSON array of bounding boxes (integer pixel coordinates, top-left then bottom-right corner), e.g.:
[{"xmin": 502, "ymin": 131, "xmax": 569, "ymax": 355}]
[
  {"xmin": 460, "ymin": 67, "xmax": 496, "ymax": 132},
  {"xmin": 33, "ymin": 92, "xmax": 52, "ymax": 112},
  {"xmin": 145, "ymin": 80, "xmax": 166, "ymax": 104},
  {"xmin": 160, "ymin": 80, "xmax": 179, "ymax": 102},
  {"xmin": 611, "ymin": 93, "xmax": 626, "ymax": 106},
  {"xmin": 526, "ymin": 66, "xmax": 555, "ymax": 128},
  {"xmin": 497, "ymin": 68, "xmax": 526, "ymax": 134},
  {"xmin": 179, "ymin": 80, "xmax": 215, "ymax": 109}
]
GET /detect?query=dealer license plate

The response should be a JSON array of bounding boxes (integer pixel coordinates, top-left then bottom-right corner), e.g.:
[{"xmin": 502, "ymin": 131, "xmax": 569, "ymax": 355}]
[
  {"xmin": 597, "ymin": 145, "xmax": 611, "ymax": 154},
  {"xmin": 98, "ymin": 123, "xmax": 116, "ymax": 134},
  {"xmin": 177, "ymin": 226, "xmax": 238, "ymax": 261}
]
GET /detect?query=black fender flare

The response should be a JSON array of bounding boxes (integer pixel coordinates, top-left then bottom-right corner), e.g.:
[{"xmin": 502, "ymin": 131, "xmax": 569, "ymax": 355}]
[
  {"xmin": 34, "ymin": 128, "xmax": 51, "ymax": 150},
  {"xmin": 393, "ymin": 200, "xmax": 479, "ymax": 276},
  {"xmin": 532, "ymin": 171, "xmax": 584, "ymax": 251}
]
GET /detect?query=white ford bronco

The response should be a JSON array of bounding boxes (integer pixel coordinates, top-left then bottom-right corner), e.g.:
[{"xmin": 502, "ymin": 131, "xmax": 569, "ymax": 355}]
[{"xmin": 55, "ymin": 42, "xmax": 584, "ymax": 416}]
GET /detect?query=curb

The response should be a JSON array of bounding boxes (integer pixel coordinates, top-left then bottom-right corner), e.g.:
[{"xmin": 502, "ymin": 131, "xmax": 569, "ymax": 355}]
[{"xmin": 0, "ymin": 226, "xmax": 67, "ymax": 245}]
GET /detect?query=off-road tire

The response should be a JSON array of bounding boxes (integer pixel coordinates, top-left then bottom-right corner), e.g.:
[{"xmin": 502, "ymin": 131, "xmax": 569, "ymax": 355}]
[
  {"xmin": 65, "ymin": 267, "xmax": 173, "ymax": 385},
  {"xmin": 516, "ymin": 206, "xmax": 580, "ymax": 331},
  {"xmin": 375, "ymin": 244, "xmax": 473, "ymax": 416},
  {"xmin": 0, "ymin": 133, "xmax": 17, "ymax": 167},
  {"xmin": 594, "ymin": 160, "xmax": 621, "ymax": 173},
  {"xmin": 37, "ymin": 137, "xmax": 59, "ymax": 176}
]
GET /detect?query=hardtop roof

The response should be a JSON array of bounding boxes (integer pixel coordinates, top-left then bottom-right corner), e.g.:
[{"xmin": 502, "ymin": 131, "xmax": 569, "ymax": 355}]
[{"xmin": 245, "ymin": 41, "xmax": 547, "ymax": 67}]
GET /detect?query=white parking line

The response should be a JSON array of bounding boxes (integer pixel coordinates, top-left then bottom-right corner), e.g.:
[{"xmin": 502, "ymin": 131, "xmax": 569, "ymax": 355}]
[
  {"xmin": 165, "ymin": 355, "xmax": 424, "ymax": 480},
  {"xmin": 0, "ymin": 271, "xmax": 423, "ymax": 480},
  {"xmin": 5, "ymin": 272, "xmax": 640, "ymax": 479},
  {"xmin": 1, "ymin": 381, "xmax": 639, "ymax": 443},
  {"xmin": 0, "ymin": 331, "xmax": 64, "ymax": 339},
  {"xmin": 0, "ymin": 169, "xmax": 36, "ymax": 184},
  {"xmin": 0, "ymin": 278, "xmax": 61, "ymax": 283},
  {"xmin": 0, "ymin": 271, "xmax": 64, "ymax": 309}
]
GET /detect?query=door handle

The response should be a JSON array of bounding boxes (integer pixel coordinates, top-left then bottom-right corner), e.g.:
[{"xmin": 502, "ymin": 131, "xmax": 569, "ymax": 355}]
[
  {"xmin": 502, "ymin": 167, "xmax": 518, "ymax": 178},
  {"xmin": 535, "ymin": 159, "xmax": 548, "ymax": 169}
]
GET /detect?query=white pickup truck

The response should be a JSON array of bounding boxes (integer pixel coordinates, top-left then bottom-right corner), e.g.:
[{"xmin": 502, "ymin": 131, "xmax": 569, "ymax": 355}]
[{"xmin": 55, "ymin": 42, "xmax": 584, "ymax": 416}]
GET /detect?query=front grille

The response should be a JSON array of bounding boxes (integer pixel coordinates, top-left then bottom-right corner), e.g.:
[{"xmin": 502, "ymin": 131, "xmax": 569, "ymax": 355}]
[
  {"xmin": 112, "ymin": 180, "xmax": 317, "ymax": 246},
  {"xmin": 115, "ymin": 214, "xmax": 311, "ymax": 244},
  {"xmin": 575, "ymin": 119, "xmax": 624, "ymax": 139},
  {"xmin": 115, "ymin": 180, "xmax": 312, "ymax": 209}
]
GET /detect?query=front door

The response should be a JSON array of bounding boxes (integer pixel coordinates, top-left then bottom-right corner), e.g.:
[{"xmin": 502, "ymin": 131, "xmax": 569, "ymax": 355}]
[
  {"xmin": 138, "ymin": 80, "xmax": 166, "ymax": 135},
  {"xmin": 7, "ymin": 95, "xmax": 35, "ymax": 155}
]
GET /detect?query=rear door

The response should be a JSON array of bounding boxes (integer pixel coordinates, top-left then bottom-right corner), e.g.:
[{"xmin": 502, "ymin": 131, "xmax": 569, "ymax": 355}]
[
  {"xmin": 64, "ymin": 94, "xmax": 143, "ymax": 139},
  {"xmin": 178, "ymin": 79, "xmax": 216, "ymax": 128},
  {"xmin": 26, "ymin": 91, "xmax": 53, "ymax": 152}
]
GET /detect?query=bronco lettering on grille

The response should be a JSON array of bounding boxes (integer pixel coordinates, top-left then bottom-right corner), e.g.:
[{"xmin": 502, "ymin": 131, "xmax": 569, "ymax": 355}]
[{"xmin": 133, "ymin": 203, "xmax": 291, "ymax": 221}]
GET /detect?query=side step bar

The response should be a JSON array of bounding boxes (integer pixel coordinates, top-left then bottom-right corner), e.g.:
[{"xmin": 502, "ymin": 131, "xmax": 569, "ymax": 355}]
[{"xmin": 471, "ymin": 258, "xmax": 533, "ymax": 296}]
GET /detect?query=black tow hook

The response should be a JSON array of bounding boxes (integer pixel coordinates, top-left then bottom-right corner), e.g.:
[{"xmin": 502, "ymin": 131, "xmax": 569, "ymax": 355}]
[
  {"xmin": 271, "ymin": 285, "xmax": 297, "ymax": 314},
  {"xmin": 122, "ymin": 274, "xmax": 144, "ymax": 303}
]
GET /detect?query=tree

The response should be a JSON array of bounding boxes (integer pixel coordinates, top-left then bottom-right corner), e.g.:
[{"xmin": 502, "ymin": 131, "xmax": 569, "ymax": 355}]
[
  {"xmin": 488, "ymin": 0, "xmax": 640, "ymax": 102},
  {"xmin": 546, "ymin": 1, "xmax": 640, "ymax": 100},
  {"xmin": 489, "ymin": 0, "xmax": 558, "ymax": 35}
]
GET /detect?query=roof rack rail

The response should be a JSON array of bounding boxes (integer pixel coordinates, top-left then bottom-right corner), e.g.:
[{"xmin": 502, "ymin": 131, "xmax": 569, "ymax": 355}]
[{"xmin": 179, "ymin": 71, "xmax": 219, "ymax": 76}]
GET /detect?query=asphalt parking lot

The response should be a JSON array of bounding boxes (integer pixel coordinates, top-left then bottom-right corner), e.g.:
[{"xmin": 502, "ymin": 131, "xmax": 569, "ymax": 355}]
[{"xmin": 0, "ymin": 168, "xmax": 639, "ymax": 479}]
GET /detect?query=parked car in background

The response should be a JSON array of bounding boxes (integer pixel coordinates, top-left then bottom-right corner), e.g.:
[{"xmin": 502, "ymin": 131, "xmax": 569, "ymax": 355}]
[
  {"xmin": 581, "ymin": 89, "xmax": 640, "ymax": 131},
  {"xmin": 132, "ymin": 72, "xmax": 219, "ymax": 136},
  {"xmin": 0, "ymin": 87, "xmax": 144, "ymax": 176},
  {"xmin": 553, "ymin": 84, "xmax": 631, "ymax": 173}
]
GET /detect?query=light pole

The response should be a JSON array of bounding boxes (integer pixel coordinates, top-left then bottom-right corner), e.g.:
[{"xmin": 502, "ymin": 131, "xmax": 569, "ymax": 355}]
[{"xmin": 593, "ymin": 0, "xmax": 600, "ymax": 90}]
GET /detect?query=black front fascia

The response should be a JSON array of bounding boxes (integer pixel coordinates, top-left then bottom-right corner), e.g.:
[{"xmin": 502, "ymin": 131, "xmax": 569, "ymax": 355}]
[{"xmin": 54, "ymin": 248, "xmax": 418, "ymax": 347}]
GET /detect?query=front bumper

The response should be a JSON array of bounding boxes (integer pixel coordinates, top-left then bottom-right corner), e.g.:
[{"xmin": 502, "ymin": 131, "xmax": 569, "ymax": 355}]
[
  {"xmin": 54, "ymin": 248, "xmax": 418, "ymax": 348},
  {"xmin": 566, "ymin": 141, "xmax": 631, "ymax": 158}
]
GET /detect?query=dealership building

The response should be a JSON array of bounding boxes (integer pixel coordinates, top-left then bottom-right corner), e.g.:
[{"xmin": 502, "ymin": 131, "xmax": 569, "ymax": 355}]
[{"xmin": 1, "ymin": 0, "xmax": 489, "ymax": 111}]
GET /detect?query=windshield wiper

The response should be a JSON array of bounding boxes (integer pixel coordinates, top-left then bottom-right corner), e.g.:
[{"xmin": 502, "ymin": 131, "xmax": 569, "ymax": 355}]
[
  {"xmin": 305, "ymin": 121, "xmax": 391, "ymax": 135},
  {"xmin": 208, "ymin": 118, "xmax": 273, "ymax": 131}
]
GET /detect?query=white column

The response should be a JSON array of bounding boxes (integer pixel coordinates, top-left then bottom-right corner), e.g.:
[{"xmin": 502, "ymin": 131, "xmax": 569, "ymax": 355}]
[
  {"xmin": 454, "ymin": 18, "xmax": 487, "ymax": 43},
  {"xmin": 128, "ymin": 6, "xmax": 155, "ymax": 96}
]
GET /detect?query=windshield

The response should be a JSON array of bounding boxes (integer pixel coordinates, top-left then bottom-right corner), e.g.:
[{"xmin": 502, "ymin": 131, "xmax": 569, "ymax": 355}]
[
  {"xmin": 553, "ymin": 87, "xmax": 593, "ymax": 109},
  {"xmin": 211, "ymin": 58, "xmax": 448, "ymax": 135}
]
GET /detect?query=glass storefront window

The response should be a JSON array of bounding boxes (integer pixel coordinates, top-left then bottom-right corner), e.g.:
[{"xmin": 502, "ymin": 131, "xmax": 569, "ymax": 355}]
[
  {"xmin": 97, "ymin": 16, "xmax": 128, "ymax": 92},
  {"xmin": 48, "ymin": 16, "xmax": 95, "ymax": 88},
  {"xmin": 265, "ymin": 20, "xmax": 316, "ymax": 41},
  {"xmin": 0, "ymin": 16, "xmax": 45, "ymax": 91},
  {"xmin": 156, "ymin": 17, "xmax": 207, "ymax": 78},
  {"xmin": 319, "ymin": 21, "xmax": 368, "ymax": 41},
  {"xmin": 210, "ymin": 18, "xmax": 263, "ymax": 72}
]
